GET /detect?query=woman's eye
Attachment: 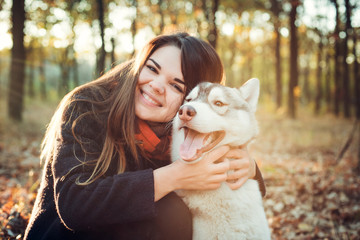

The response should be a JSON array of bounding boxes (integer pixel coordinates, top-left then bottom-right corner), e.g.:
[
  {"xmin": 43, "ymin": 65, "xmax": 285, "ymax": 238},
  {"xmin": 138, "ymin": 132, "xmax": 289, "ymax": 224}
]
[
  {"xmin": 172, "ymin": 83, "xmax": 184, "ymax": 94},
  {"xmin": 147, "ymin": 65, "xmax": 157, "ymax": 73}
]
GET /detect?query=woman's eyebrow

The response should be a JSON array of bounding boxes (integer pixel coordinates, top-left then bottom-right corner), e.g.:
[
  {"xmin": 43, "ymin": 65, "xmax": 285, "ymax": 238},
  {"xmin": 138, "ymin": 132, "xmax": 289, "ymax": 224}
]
[
  {"xmin": 149, "ymin": 58, "xmax": 161, "ymax": 69},
  {"xmin": 149, "ymin": 58, "xmax": 185, "ymax": 86}
]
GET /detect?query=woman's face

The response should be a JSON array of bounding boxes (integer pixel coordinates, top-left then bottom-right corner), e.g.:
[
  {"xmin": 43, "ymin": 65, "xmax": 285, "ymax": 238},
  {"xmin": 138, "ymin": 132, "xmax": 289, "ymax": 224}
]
[{"xmin": 135, "ymin": 45, "xmax": 186, "ymax": 122}]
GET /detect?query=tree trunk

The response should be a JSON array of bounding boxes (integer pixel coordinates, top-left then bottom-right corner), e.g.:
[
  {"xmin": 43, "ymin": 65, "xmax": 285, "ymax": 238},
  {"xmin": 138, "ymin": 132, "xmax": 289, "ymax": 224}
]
[
  {"xmin": 209, "ymin": 0, "xmax": 219, "ymax": 48},
  {"xmin": 128, "ymin": 0, "xmax": 137, "ymax": 57},
  {"xmin": 158, "ymin": 0, "xmax": 165, "ymax": 34},
  {"xmin": 110, "ymin": 37, "xmax": 116, "ymax": 65},
  {"xmin": 39, "ymin": 47, "xmax": 47, "ymax": 100},
  {"xmin": 58, "ymin": 47, "xmax": 70, "ymax": 98},
  {"xmin": 314, "ymin": 35, "xmax": 323, "ymax": 115},
  {"xmin": 0, "ymin": 57, "xmax": 2, "ymax": 96},
  {"xmin": 8, "ymin": 0, "xmax": 26, "ymax": 121},
  {"xmin": 302, "ymin": 60, "xmax": 311, "ymax": 104},
  {"xmin": 68, "ymin": 42, "xmax": 78, "ymax": 88},
  {"xmin": 288, "ymin": 0, "xmax": 299, "ymax": 119},
  {"xmin": 96, "ymin": 0, "xmax": 106, "ymax": 77},
  {"xmin": 39, "ymin": 63, "xmax": 46, "ymax": 100},
  {"xmin": 73, "ymin": 59, "xmax": 79, "ymax": 87},
  {"xmin": 343, "ymin": 0, "xmax": 351, "ymax": 118},
  {"xmin": 28, "ymin": 63, "xmax": 35, "ymax": 98},
  {"xmin": 27, "ymin": 41, "xmax": 35, "ymax": 98},
  {"xmin": 325, "ymin": 48, "xmax": 332, "ymax": 113},
  {"xmin": 275, "ymin": 21, "xmax": 282, "ymax": 109},
  {"xmin": 331, "ymin": 0, "xmax": 341, "ymax": 116},
  {"xmin": 270, "ymin": 0, "xmax": 283, "ymax": 109},
  {"xmin": 202, "ymin": 0, "xmax": 219, "ymax": 48},
  {"xmin": 357, "ymin": 126, "xmax": 360, "ymax": 174},
  {"xmin": 354, "ymin": 29, "xmax": 360, "ymax": 119}
]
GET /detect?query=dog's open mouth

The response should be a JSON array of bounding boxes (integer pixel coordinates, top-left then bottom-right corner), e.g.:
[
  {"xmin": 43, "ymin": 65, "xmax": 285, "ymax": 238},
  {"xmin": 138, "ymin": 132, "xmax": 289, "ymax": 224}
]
[{"xmin": 179, "ymin": 127, "xmax": 225, "ymax": 162}]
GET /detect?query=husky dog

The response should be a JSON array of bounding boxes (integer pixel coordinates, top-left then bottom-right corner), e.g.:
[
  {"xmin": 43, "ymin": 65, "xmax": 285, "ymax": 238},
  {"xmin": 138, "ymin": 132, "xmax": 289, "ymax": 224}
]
[{"xmin": 171, "ymin": 78, "xmax": 270, "ymax": 240}]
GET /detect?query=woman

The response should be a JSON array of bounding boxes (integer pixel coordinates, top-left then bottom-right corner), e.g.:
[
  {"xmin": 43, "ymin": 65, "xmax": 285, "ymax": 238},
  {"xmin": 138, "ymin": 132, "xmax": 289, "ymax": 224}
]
[{"xmin": 24, "ymin": 32, "xmax": 265, "ymax": 240}]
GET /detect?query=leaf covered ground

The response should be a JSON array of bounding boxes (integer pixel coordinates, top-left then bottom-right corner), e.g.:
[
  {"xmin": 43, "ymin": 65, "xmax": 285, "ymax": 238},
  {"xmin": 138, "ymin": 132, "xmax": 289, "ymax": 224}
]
[{"xmin": 0, "ymin": 100, "xmax": 359, "ymax": 240}]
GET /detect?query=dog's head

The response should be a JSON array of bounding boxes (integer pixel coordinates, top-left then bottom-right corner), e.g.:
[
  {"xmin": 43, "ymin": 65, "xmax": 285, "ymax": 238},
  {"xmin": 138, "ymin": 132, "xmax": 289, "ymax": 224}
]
[{"xmin": 171, "ymin": 78, "xmax": 260, "ymax": 163}]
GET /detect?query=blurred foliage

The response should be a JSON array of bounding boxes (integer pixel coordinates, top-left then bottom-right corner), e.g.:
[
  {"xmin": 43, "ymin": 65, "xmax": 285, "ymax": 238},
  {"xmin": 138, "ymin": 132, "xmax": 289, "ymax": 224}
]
[{"xmin": 0, "ymin": 0, "xmax": 358, "ymax": 118}]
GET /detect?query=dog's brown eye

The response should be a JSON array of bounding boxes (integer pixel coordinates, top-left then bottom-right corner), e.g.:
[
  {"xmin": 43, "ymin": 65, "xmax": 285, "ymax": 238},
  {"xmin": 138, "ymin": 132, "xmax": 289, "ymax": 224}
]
[{"xmin": 214, "ymin": 101, "xmax": 224, "ymax": 107}]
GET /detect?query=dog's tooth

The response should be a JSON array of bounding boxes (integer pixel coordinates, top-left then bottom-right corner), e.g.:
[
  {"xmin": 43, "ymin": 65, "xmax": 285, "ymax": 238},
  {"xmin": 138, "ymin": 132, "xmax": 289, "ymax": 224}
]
[{"xmin": 203, "ymin": 134, "xmax": 213, "ymax": 146}]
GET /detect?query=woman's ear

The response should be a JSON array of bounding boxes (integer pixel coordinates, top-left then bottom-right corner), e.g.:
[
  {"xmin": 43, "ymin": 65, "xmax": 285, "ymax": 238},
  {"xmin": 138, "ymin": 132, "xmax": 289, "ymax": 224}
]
[{"xmin": 238, "ymin": 78, "xmax": 260, "ymax": 112}]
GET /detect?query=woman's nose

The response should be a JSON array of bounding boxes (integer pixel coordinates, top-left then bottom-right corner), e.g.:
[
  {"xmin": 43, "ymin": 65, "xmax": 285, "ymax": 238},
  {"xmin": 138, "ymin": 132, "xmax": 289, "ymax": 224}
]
[{"xmin": 149, "ymin": 78, "xmax": 165, "ymax": 94}]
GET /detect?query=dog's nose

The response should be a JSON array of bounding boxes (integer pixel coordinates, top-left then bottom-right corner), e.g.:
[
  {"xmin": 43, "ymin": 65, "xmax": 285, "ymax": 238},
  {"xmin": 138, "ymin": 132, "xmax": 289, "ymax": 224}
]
[{"xmin": 179, "ymin": 105, "xmax": 196, "ymax": 121}]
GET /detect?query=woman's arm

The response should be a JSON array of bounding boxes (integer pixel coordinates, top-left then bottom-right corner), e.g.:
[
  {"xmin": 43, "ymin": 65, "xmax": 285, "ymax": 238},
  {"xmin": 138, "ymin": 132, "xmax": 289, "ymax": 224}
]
[{"xmin": 52, "ymin": 99, "xmax": 157, "ymax": 230}]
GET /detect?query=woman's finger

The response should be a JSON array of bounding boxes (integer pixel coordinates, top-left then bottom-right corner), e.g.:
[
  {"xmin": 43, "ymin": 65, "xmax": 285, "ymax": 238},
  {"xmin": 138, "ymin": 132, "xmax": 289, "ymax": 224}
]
[
  {"xmin": 226, "ymin": 176, "xmax": 248, "ymax": 190},
  {"xmin": 204, "ymin": 145, "xmax": 230, "ymax": 163},
  {"xmin": 225, "ymin": 147, "xmax": 248, "ymax": 159},
  {"xmin": 226, "ymin": 168, "xmax": 248, "ymax": 181},
  {"xmin": 212, "ymin": 158, "xmax": 230, "ymax": 174},
  {"xmin": 228, "ymin": 158, "xmax": 250, "ymax": 171}
]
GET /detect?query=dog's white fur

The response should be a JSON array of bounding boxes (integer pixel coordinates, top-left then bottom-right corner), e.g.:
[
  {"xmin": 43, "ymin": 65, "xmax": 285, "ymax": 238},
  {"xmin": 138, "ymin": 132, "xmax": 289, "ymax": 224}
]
[{"xmin": 171, "ymin": 79, "xmax": 271, "ymax": 240}]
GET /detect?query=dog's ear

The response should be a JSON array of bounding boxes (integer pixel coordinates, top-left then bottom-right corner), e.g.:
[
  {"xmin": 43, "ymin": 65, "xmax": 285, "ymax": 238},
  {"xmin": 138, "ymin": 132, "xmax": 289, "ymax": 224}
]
[{"xmin": 239, "ymin": 78, "xmax": 260, "ymax": 112}]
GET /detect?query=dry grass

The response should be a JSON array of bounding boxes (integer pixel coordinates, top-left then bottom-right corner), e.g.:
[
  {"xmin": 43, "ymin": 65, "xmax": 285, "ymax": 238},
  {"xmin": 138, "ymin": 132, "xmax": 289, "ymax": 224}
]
[{"xmin": 252, "ymin": 106, "xmax": 360, "ymax": 239}]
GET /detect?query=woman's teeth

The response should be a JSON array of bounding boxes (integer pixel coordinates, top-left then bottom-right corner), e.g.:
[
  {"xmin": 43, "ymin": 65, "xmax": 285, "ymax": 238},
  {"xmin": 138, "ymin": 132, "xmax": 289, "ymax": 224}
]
[{"xmin": 143, "ymin": 92, "xmax": 160, "ymax": 106}]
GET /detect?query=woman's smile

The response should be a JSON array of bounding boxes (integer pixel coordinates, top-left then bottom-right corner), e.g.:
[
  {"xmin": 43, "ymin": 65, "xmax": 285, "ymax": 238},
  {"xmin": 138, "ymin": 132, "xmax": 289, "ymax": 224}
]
[{"xmin": 140, "ymin": 89, "xmax": 163, "ymax": 107}]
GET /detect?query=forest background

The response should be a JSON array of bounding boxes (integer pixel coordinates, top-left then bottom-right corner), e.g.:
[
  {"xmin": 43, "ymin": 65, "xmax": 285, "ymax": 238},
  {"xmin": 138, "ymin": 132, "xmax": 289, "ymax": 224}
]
[{"xmin": 0, "ymin": 0, "xmax": 360, "ymax": 239}]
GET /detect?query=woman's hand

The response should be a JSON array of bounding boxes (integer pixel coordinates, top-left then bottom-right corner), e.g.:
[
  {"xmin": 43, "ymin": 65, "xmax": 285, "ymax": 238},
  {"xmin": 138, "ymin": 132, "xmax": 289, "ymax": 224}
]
[
  {"xmin": 153, "ymin": 145, "xmax": 231, "ymax": 201},
  {"xmin": 225, "ymin": 147, "xmax": 256, "ymax": 190}
]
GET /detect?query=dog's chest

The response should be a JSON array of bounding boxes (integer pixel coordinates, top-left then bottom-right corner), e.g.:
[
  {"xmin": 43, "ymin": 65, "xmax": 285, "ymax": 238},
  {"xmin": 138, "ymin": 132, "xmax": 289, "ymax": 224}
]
[{"xmin": 181, "ymin": 180, "xmax": 262, "ymax": 218}]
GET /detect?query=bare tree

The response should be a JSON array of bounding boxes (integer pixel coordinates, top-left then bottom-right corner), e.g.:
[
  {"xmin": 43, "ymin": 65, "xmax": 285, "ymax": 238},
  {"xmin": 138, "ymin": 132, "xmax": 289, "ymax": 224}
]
[
  {"xmin": 324, "ymin": 46, "xmax": 332, "ymax": 113},
  {"xmin": 330, "ymin": 0, "xmax": 341, "ymax": 116},
  {"xmin": 27, "ymin": 40, "xmax": 35, "ymax": 98},
  {"xmin": 354, "ymin": 28, "xmax": 360, "ymax": 119},
  {"xmin": 269, "ymin": 0, "xmax": 283, "ymax": 109},
  {"xmin": 342, "ymin": 0, "xmax": 351, "ymax": 118},
  {"xmin": 128, "ymin": 0, "xmax": 137, "ymax": 56},
  {"xmin": 288, "ymin": 0, "xmax": 300, "ymax": 119},
  {"xmin": 8, "ymin": 0, "xmax": 26, "ymax": 121},
  {"xmin": 96, "ymin": 0, "xmax": 106, "ymax": 77},
  {"xmin": 157, "ymin": 0, "xmax": 165, "ymax": 34},
  {"xmin": 314, "ymin": 30, "xmax": 323, "ymax": 115},
  {"xmin": 202, "ymin": 0, "xmax": 219, "ymax": 48},
  {"xmin": 302, "ymin": 56, "xmax": 311, "ymax": 103}
]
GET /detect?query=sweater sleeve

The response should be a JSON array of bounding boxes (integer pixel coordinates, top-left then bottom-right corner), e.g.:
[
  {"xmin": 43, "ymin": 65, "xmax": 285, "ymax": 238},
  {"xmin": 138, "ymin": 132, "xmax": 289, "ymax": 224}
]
[
  {"xmin": 253, "ymin": 162, "xmax": 266, "ymax": 197},
  {"xmin": 51, "ymin": 99, "xmax": 156, "ymax": 231}
]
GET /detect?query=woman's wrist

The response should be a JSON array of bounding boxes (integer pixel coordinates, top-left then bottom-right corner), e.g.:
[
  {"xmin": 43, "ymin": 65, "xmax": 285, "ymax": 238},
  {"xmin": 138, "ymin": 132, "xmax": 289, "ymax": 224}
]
[{"xmin": 153, "ymin": 163, "xmax": 179, "ymax": 202}]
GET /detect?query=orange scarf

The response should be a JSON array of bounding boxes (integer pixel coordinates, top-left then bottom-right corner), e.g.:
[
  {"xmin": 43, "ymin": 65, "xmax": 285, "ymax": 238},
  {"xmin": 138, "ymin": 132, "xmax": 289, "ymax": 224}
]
[{"xmin": 135, "ymin": 119, "xmax": 171, "ymax": 163}]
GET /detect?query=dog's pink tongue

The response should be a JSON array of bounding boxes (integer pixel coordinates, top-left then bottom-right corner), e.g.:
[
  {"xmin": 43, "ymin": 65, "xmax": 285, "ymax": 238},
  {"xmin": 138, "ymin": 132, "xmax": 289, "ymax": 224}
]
[{"xmin": 180, "ymin": 130, "xmax": 207, "ymax": 161}]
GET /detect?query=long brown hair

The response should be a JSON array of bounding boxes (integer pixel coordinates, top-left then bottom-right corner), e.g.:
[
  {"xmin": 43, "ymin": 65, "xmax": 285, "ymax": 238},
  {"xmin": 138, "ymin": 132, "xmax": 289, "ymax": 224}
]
[{"xmin": 41, "ymin": 32, "xmax": 224, "ymax": 185}]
